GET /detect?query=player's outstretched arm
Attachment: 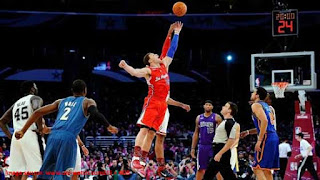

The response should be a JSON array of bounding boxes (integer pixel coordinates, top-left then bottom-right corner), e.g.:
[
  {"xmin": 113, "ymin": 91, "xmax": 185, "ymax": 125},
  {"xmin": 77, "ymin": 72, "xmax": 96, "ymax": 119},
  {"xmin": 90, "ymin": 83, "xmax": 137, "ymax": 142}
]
[
  {"xmin": 190, "ymin": 115, "xmax": 200, "ymax": 159},
  {"xmin": 167, "ymin": 98, "xmax": 191, "ymax": 112},
  {"xmin": 85, "ymin": 98, "xmax": 118, "ymax": 134},
  {"xmin": 240, "ymin": 128, "xmax": 258, "ymax": 138},
  {"xmin": 16, "ymin": 99, "xmax": 61, "ymax": 139},
  {"xmin": 119, "ymin": 60, "xmax": 150, "ymax": 78},
  {"xmin": 160, "ymin": 22, "xmax": 176, "ymax": 59},
  {"xmin": 0, "ymin": 105, "xmax": 13, "ymax": 139},
  {"xmin": 162, "ymin": 21, "xmax": 183, "ymax": 67}
]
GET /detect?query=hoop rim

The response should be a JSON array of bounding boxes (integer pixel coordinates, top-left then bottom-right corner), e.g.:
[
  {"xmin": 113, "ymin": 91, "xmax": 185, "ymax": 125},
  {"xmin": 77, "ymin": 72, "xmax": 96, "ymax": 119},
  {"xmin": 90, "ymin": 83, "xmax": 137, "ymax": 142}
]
[{"xmin": 272, "ymin": 82, "xmax": 289, "ymax": 88}]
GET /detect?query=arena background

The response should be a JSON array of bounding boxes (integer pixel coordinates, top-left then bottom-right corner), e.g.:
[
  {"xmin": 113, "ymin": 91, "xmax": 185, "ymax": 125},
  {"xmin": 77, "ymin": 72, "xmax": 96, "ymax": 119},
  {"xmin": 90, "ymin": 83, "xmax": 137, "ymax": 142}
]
[{"xmin": 0, "ymin": 0, "xmax": 319, "ymax": 179}]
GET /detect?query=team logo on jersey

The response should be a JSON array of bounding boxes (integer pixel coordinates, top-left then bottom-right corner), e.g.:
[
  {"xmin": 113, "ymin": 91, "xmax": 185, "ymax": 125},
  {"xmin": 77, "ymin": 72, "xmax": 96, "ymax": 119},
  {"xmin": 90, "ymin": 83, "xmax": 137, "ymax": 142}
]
[{"xmin": 155, "ymin": 74, "xmax": 169, "ymax": 82}]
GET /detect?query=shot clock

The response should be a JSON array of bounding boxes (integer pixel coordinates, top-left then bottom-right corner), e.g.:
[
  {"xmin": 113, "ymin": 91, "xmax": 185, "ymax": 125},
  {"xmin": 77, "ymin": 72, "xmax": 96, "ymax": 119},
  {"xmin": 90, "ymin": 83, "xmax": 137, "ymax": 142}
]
[{"xmin": 272, "ymin": 9, "xmax": 298, "ymax": 37}]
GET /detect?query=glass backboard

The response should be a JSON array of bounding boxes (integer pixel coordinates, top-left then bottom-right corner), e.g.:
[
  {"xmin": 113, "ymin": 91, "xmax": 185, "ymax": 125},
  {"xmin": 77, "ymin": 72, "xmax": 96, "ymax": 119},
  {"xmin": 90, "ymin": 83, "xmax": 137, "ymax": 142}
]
[{"xmin": 250, "ymin": 51, "xmax": 317, "ymax": 92}]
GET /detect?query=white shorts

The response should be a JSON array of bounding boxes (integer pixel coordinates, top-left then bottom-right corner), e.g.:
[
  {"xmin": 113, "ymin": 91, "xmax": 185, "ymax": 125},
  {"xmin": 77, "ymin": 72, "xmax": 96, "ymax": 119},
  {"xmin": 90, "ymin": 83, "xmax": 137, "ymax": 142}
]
[
  {"xmin": 157, "ymin": 109, "xmax": 170, "ymax": 135},
  {"xmin": 8, "ymin": 130, "xmax": 45, "ymax": 172},
  {"xmin": 74, "ymin": 140, "xmax": 81, "ymax": 172},
  {"xmin": 230, "ymin": 147, "xmax": 239, "ymax": 172}
]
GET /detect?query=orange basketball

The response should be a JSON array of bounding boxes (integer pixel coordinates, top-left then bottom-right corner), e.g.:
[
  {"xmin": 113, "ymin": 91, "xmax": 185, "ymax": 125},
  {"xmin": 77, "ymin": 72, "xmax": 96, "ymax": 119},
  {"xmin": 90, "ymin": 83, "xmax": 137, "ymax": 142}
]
[{"xmin": 172, "ymin": 2, "xmax": 187, "ymax": 17}]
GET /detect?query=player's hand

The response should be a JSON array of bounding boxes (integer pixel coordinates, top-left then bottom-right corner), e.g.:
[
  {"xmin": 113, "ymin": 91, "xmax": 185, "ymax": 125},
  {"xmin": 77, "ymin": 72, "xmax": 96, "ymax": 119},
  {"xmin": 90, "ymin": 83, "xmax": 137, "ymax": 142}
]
[
  {"xmin": 240, "ymin": 131, "xmax": 249, "ymax": 139},
  {"xmin": 119, "ymin": 60, "xmax": 127, "ymax": 68},
  {"xmin": 15, "ymin": 131, "xmax": 24, "ymax": 140},
  {"xmin": 181, "ymin": 104, "xmax": 191, "ymax": 112},
  {"xmin": 107, "ymin": 125, "xmax": 118, "ymax": 134},
  {"xmin": 42, "ymin": 126, "xmax": 51, "ymax": 135},
  {"xmin": 255, "ymin": 141, "xmax": 262, "ymax": 152},
  {"xmin": 168, "ymin": 22, "xmax": 177, "ymax": 35},
  {"xmin": 173, "ymin": 21, "xmax": 183, "ymax": 34},
  {"xmin": 190, "ymin": 149, "xmax": 196, "ymax": 159},
  {"xmin": 214, "ymin": 153, "xmax": 222, "ymax": 162},
  {"xmin": 81, "ymin": 145, "xmax": 89, "ymax": 156}
]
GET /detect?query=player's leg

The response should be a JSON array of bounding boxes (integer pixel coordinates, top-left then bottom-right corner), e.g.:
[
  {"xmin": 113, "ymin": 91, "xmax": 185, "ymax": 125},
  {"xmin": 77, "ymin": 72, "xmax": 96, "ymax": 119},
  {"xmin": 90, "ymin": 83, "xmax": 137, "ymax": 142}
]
[
  {"xmin": 155, "ymin": 109, "xmax": 173, "ymax": 178},
  {"xmin": 253, "ymin": 169, "xmax": 267, "ymax": 180},
  {"xmin": 9, "ymin": 132, "xmax": 27, "ymax": 180},
  {"xmin": 54, "ymin": 136, "xmax": 77, "ymax": 180},
  {"xmin": 21, "ymin": 131, "xmax": 44, "ymax": 180},
  {"xmin": 37, "ymin": 135, "xmax": 58, "ymax": 180},
  {"xmin": 133, "ymin": 107, "xmax": 157, "ymax": 170},
  {"xmin": 262, "ymin": 169, "xmax": 273, "ymax": 180},
  {"xmin": 72, "ymin": 142, "xmax": 81, "ymax": 180}
]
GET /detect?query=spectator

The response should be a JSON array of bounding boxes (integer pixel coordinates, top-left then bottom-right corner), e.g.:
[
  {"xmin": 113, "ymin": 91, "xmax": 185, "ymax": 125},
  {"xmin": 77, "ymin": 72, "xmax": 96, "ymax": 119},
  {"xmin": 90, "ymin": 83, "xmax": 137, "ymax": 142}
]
[
  {"xmin": 144, "ymin": 159, "xmax": 157, "ymax": 180},
  {"xmin": 118, "ymin": 157, "xmax": 137, "ymax": 180},
  {"xmin": 177, "ymin": 159, "xmax": 195, "ymax": 180}
]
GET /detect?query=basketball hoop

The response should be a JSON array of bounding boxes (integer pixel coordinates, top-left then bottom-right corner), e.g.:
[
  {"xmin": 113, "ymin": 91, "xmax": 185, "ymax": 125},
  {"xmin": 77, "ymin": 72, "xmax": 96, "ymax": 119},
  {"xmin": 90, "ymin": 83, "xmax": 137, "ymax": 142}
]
[{"xmin": 272, "ymin": 82, "xmax": 289, "ymax": 98}]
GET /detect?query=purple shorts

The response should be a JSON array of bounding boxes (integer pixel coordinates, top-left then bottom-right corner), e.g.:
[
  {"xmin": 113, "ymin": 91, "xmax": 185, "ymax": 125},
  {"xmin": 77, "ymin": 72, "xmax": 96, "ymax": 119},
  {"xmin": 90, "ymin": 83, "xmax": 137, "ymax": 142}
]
[{"xmin": 197, "ymin": 144, "xmax": 213, "ymax": 170}]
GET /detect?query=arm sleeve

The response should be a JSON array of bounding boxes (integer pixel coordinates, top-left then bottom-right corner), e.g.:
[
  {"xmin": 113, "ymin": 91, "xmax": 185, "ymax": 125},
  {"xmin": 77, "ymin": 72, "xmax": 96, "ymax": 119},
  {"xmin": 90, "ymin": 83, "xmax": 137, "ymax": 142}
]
[
  {"xmin": 166, "ymin": 34, "xmax": 179, "ymax": 58},
  {"xmin": 225, "ymin": 120, "xmax": 236, "ymax": 139},
  {"xmin": 87, "ymin": 105, "xmax": 110, "ymax": 127},
  {"xmin": 160, "ymin": 36, "xmax": 171, "ymax": 59}
]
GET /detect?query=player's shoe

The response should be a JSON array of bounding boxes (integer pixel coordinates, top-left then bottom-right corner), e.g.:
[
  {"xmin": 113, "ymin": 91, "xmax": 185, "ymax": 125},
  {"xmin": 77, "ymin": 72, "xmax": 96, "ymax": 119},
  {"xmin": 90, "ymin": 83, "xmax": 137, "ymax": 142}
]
[
  {"xmin": 131, "ymin": 157, "xmax": 144, "ymax": 170},
  {"xmin": 136, "ymin": 168, "xmax": 146, "ymax": 178},
  {"xmin": 157, "ymin": 167, "xmax": 174, "ymax": 179}
]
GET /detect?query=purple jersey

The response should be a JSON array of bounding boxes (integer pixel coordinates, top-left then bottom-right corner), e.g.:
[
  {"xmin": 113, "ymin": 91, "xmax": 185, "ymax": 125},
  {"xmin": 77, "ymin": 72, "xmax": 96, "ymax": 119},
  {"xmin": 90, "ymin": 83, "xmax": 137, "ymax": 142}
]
[{"xmin": 199, "ymin": 113, "xmax": 216, "ymax": 145}]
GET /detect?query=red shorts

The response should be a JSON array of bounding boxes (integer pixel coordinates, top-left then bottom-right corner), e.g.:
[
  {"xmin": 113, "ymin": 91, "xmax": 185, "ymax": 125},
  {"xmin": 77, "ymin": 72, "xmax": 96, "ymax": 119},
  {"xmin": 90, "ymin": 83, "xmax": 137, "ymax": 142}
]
[{"xmin": 137, "ymin": 99, "xmax": 167, "ymax": 131}]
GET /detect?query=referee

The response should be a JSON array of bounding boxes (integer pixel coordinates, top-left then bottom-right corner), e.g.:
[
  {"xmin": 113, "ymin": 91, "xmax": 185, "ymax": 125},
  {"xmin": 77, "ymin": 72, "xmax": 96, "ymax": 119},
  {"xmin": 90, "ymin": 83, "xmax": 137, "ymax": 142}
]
[
  {"xmin": 203, "ymin": 102, "xmax": 238, "ymax": 180},
  {"xmin": 295, "ymin": 132, "xmax": 319, "ymax": 180}
]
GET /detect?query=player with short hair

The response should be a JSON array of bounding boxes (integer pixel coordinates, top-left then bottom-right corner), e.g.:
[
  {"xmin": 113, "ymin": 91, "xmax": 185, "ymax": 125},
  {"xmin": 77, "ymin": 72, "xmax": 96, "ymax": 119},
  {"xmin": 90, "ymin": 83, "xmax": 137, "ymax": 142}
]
[
  {"xmin": 249, "ymin": 87, "xmax": 280, "ymax": 180},
  {"xmin": 0, "ymin": 81, "xmax": 44, "ymax": 180},
  {"xmin": 119, "ymin": 21, "xmax": 183, "ymax": 177},
  {"xmin": 15, "ymin": 79, "xmax": 118, "ymax": 180},
  {"xmin": 190, "ymin": 100, "xmax": 222, "ymax": 180}
]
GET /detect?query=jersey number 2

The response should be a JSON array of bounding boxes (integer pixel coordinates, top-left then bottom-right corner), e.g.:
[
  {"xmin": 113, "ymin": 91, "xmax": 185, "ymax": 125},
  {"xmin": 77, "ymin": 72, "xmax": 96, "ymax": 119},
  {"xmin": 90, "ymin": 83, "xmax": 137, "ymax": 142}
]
[{"xmin": 60, "ymin": 107, "xmax": 71, "ymax": 120}]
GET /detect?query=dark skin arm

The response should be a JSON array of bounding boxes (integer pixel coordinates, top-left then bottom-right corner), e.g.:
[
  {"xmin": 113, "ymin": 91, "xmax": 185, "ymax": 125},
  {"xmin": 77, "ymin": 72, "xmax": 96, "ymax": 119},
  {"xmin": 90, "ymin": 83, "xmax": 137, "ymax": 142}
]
[
  {"xmin": 0, "ymin": 105, "xmax": 13, "ymax": 139},
  {"xmin": 15, "ymin": 99, "xmax": 61, "ymax": 139}
]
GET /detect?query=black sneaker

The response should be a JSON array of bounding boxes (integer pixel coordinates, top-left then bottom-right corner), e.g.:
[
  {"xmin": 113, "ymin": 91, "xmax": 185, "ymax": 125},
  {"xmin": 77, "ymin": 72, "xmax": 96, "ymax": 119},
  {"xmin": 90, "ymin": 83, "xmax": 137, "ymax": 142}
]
[{"xmin": 157, "ymin": 168, "xmax": 174, "ymax": 179}]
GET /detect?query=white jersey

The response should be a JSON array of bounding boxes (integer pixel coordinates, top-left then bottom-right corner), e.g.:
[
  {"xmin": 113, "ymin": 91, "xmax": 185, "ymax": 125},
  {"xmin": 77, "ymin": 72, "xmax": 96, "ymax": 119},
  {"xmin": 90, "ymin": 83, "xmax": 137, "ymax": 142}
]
[{"xmin": 12, "ymin": 94, "xmax": 37, "ymax": 131}]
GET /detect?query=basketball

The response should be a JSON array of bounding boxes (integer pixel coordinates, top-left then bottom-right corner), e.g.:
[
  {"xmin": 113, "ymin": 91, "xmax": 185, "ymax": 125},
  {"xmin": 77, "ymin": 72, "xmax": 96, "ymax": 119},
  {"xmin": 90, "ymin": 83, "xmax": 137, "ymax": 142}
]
[{"xmin": 172, "ymin": 2, "xmax": 187, "ymax": 17}]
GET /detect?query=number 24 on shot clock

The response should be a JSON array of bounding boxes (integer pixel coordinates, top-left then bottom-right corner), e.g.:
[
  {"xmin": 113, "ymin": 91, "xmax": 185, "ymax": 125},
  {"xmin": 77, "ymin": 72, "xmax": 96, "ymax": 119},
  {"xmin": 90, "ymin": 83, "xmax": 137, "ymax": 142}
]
[{"xmin": 272, "ymin": 9, "xmax": 298, "ymax": 37}]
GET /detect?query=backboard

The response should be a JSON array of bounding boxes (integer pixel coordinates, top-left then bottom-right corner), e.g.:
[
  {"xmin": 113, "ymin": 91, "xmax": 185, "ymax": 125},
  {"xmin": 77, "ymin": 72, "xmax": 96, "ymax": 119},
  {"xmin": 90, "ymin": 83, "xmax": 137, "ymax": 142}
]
[{"xmin": 250, "ymin": 51, "xmax": 317, "ymax": 92}]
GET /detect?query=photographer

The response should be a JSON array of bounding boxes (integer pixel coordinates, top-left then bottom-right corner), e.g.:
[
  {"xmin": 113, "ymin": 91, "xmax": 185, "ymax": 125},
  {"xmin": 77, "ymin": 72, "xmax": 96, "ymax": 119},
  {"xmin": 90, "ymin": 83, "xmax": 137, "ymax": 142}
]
[
  {"xmin": 177, "ymin": 159, "xmax": 195, "ymax": 180},
  {"xmin": 144, "ymin": 159, "xmax": 157, "ymax": 180},
  {"xmin": 94, "ymin": 162, "xmax": 109, "ymax": 180},
  {"xmin": 118, "ymin": 157, "xmax": 137, "ymax": 180},
  {"xmin": 166, "ymin": 160, "xmax": 178, "ymax": 177}
]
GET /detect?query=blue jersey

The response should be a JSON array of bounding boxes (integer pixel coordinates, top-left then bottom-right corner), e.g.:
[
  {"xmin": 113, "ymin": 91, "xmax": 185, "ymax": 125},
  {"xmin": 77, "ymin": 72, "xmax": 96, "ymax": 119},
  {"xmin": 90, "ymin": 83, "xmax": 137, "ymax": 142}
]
[
  {"xmin": 252, "ymin": 101, "xmax": 277, "ymax": 134},
  {"xmin": 52, "ymin": 96, "xmax": 88, "ymax": 136},
  {"xmin": 199, "ymin": 113, "xmax": 216, "ymax": 145}
]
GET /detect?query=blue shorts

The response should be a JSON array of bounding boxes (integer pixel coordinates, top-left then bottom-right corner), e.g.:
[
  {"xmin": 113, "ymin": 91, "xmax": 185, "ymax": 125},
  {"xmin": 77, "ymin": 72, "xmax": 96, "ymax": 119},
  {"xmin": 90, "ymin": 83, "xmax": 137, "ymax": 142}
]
[
  {"xmin": 197, "ymin": 144, "xmax": 213, "ymax": 170},
  {"xmin": 253, "ymin": 132, "xmax": 280, "ymax": 170},
  {"xmin": 38, "ymin": 130, "xmax": 77, "ymax": 180}
]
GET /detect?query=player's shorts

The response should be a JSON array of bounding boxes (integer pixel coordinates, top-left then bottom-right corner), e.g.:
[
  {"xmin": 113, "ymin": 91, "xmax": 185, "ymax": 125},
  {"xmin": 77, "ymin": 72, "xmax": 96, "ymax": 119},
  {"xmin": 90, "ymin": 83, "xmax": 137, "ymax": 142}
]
[
  {"xmin": 8, "ymin": 130, "xmax": 45, "ymax": 172},
  {"xmin": 157, "ymin": 108, "xmax": 170, "ymax": 135},
  {"xmin": 197, "ymin": 144, "xmax": 214, "ymax": 170},
  {"xmin": 38, "ymin": 130, "xmax": 77, "ymax": 180},
  {"xmin": 252, "ymin": 132, "xmax": 280, "ymax": 170},
  {"xmin": 230, "ymin": 147, "xmax": 239, "ymax": 172},
  {"xmin": 74, "ymin": 140, "xmax": 81, "ymax": 172},
  {"xmin": 137, "ymin": 99, "xmax": 167, "ymax": 131}
]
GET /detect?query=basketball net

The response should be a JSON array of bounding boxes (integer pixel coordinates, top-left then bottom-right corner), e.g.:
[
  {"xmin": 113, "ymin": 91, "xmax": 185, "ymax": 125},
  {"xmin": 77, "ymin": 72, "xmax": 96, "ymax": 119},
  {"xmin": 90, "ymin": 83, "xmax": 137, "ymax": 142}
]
[{"xmin": 272, "ymin": 82, "xmax": 289, "ymax": 98}]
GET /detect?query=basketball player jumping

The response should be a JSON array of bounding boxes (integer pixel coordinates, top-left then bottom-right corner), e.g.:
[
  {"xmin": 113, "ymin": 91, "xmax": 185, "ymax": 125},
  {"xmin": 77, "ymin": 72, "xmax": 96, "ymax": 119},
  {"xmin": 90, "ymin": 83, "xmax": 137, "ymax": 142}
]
[
  {"xmin": 0, "ymin": 81, "xmax": 44, "ymax": 180},
  {"xmin": 15, "ymin": 79, "xmax": 118, "ymax": 180},
  {"xmin": 119, "ymin": 21, "xmax": 183, "ymax": 177}
]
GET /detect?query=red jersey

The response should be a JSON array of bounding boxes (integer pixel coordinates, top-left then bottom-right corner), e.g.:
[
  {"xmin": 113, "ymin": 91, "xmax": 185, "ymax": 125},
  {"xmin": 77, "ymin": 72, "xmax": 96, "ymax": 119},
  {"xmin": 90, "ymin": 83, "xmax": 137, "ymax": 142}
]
[{"xmin": 144, "ymin": 63, "xmax": 170, "ymax": 104}]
